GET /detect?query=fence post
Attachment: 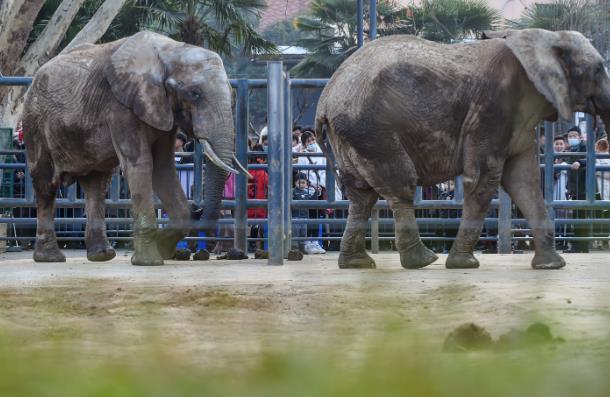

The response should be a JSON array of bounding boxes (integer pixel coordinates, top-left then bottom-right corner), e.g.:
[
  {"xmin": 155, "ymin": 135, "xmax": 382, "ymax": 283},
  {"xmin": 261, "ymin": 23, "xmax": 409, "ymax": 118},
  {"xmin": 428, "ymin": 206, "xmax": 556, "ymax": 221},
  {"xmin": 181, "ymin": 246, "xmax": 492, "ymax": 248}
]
[
  {"xmin": 267, "ymin": 62, "xmax": 284, "ymax": 265},
  {"xmin": 371, "ymin": 208, "xmax": 379, "ymax": 254},
  {"xmin": 234, "ymin": 79, "xmax": 249, "ymax": 253},
  {"xmin": 193, "ymin": 141, "xmax": 203, "ymax": 207},
  {"xmin": 498, "ymin": 187, "xmax": 512, "ymax": 254},
  {"xmin": 357, "ymin": 0, "xmax": 364, "ymax": 47},
  {"xmin": 283, "ymin": 72, "xmax": 293, "ymax": 256},
  {"xmin": 369, "ymin": 0, "xmax": 377, "ymax": 40}
]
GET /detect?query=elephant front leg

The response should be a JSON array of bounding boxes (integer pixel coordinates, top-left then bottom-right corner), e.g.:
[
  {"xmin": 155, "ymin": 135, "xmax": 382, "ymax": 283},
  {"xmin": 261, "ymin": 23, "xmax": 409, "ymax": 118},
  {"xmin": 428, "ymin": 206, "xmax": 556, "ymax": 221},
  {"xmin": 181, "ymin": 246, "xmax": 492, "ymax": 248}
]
[
  {"xmin": 502, "ymin": 150, "xmax": 565, "ymax": 269},
  {"xmin": 151, "ymin": 136, "xmax": 191, "ymax": 259},
  {"xmin": 124, "ymin": 161, "xmax": 163, "ymax": 266},
  {"xmin": 446, "ymin": 172, "xmax": 501, "ymax": 269}
]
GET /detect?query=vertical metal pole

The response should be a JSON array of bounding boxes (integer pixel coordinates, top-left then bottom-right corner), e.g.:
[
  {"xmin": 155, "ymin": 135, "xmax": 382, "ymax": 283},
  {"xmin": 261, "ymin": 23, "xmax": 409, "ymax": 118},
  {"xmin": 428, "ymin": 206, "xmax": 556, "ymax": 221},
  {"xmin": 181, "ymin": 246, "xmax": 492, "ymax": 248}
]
[
  {"xmin": 371, "ymin": 208, "xmax": 379, "ymax": 254},
  {"xmin": 110, "ymin": 169, "xmax": 120, "ymax": 202},
  {"xmin": 543, "ymin": 121, "xmax": 555, "ymax": 206},
  {"xmin": 283, "ymin": 73, "xmax": 292, "ymax": 256},
  {"xmin": 369, "ymin": 0, "xmax": 377, "ymax": 40},
  {"xmin": 498, "ymin": 187, "xmax": 512, "ymax": 254},
  {"xmin": 267, "ymin": 61, "xmax": 284, "ymax": 265},
  {"xmin": 193, "ymin": 141, "xmax": 203, "ymax": 207},
  {"xmin": 357, "ymin": 0, "xmax": 364, "ymax": 47},
  {"xmin": 454, "ymin": 176, "xmax": 464, "ymax": 204},
  {"xmin": 235, "ymin": 79, "xmax": 249, "ymax": 253},
  {"xmin": 585, "ymin": 114, "xmax": 596, "ymax": 203},
  {"xmin": 24, "ymin": 163, "xmax": 33, "ymax": 203}
]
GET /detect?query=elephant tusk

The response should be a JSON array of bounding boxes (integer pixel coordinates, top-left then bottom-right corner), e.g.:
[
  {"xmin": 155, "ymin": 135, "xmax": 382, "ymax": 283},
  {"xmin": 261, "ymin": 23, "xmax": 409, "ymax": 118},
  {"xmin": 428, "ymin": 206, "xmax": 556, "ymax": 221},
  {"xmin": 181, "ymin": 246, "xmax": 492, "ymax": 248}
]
[
  {"xmin": 201, "ymin": 140, "xmax": 240, "ymax": 175},
  {"xmin": 232, "ymin": 154, "xmax": 254, "ymax": 180}
]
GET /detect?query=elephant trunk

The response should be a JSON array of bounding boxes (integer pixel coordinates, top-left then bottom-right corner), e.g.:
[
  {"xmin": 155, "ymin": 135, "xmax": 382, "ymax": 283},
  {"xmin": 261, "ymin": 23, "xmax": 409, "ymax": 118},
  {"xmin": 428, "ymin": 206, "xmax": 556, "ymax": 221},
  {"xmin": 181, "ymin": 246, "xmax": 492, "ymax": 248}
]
[{"xmin": 196, "ymin": 106, "xmax": 235, "ymax": 237}]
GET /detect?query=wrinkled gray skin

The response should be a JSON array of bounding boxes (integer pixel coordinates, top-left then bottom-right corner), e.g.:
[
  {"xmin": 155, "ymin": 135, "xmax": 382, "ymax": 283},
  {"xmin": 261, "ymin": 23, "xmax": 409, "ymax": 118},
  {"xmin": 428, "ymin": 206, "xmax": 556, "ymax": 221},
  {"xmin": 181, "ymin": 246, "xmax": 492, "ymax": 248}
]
[
  {"xmin": 316, "ymin": 29, "xmax": 610, "ymax": 270},
  {"xmin": 23, "ymin": 31, "xmax": 247, "ymax": 266}
]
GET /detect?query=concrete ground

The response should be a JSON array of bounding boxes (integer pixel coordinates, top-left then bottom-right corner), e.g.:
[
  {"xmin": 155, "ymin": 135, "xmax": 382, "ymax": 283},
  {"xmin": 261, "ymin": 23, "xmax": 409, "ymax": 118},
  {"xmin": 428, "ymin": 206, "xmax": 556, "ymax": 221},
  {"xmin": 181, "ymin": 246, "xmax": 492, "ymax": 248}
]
[{"xmin": 1, "ymin": 249, "xmax": 609, "ymax": 367}]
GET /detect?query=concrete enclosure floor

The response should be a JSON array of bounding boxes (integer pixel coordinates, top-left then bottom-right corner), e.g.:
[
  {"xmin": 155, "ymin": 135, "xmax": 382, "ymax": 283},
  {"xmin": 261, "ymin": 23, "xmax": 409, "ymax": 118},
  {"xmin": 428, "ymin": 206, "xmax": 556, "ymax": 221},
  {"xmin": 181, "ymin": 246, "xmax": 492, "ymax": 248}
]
[{"xmin": 1, "ymin": 250, "xmax": 609, "ymax": 368}]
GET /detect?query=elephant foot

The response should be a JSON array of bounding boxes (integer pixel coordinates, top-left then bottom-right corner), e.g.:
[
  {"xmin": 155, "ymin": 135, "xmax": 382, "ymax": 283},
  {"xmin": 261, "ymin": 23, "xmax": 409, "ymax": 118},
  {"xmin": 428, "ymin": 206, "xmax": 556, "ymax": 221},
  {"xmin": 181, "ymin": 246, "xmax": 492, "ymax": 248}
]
[
  {"xmin": 155, "ymin": 229, "xmax": 187, "ymax": 260},
  {"xmin": 446, "ymin": 252, "xmax": 480, "ymax": 269},
  {"xmin": 531, "ymin": 251, "xmax": 566, "ymax": 270},
  {"xmin": 131, "ymin": 252, "xmax": 163, "ymax": 266},
  {"xmin": 33, "ymin": 239, "xmax": 66, "ymax": 262},
  {"xmin": 87, "ymin": 246, "xmax": 116, "ymax": 262},
  {"xmin": 399, "ymin": 241, "xmax": 438, "ymax": 269},
  {"xmin": 132, "ymin": 229, "xmax": 164, "ymax": 266},
  {"xmin": 34, "ymin": 244, "xmax": 66, "ymax": 262},
  {"xmin": 338, "ymin": 251, "xmax": 376, "ymax": 269}
]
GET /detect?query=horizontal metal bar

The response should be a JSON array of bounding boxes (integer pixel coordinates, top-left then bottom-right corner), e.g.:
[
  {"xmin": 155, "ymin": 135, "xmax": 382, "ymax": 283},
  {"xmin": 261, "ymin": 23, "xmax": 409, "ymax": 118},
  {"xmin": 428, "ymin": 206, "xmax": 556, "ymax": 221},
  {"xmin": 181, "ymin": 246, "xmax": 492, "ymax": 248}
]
[
  {"xmin": 0, "ymin": 77, "xmax": 32, "ymax": 85},
  {"xmin": 288, "ymin": 79, "xmax": 329, "ymax": 88}
]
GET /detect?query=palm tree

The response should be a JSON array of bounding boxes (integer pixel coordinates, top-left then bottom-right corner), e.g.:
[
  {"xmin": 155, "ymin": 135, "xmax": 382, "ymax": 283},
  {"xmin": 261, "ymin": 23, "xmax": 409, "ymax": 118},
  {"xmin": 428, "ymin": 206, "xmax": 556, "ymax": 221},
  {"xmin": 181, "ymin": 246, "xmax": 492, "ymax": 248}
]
[
  {"xmin": 291, "ymin": 0, "xmax": 416, "ymax": 77},
  {"xmin": 291, "ymin": 0, "xmax": 500, "ymax": 78},
  {"xmin": 419, "ymin": 0, "xmax": 501, "ymax": 43},
  {"xmin": 141, "ymin": 0, "xmax": 276, "ymax": 56},
  {"xmin": 511, "ymin": 0, "xmax": 609, "ymax": 65}
]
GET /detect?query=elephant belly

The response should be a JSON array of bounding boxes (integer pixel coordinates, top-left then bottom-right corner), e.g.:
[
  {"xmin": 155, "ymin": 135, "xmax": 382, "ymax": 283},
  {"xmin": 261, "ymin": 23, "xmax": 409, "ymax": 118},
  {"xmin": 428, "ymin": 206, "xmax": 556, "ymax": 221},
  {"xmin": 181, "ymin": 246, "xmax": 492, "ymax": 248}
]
[{"xmin": 46, "ymin": 124, "xmax": 118, "ymax": 180}]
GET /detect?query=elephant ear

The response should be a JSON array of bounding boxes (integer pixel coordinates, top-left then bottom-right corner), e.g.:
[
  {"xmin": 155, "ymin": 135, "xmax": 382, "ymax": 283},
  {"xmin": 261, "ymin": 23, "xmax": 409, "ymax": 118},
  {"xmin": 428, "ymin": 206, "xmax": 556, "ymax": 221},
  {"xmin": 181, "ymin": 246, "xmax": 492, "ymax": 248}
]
[
  {"xmin": 104, "ymin": 31, "xmax": 174, "ymax": 131},
  {"xmin": 503, "ymin": 29, "xmax": 572, "ymax": 120}
]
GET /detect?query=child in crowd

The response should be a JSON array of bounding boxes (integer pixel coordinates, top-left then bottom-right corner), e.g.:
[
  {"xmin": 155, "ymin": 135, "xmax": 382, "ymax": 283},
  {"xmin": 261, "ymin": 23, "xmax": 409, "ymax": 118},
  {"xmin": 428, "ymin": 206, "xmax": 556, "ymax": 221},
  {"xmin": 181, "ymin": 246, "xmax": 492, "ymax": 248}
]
[{"xmin": 292, "ymin": 173, "xmax": 325, "ymax": 254}]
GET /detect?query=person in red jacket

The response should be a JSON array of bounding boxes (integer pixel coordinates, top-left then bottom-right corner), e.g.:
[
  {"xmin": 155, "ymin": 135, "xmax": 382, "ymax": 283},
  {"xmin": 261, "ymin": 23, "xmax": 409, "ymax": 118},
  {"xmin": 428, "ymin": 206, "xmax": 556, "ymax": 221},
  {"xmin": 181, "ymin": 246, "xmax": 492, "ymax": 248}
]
[{"xmin": 248, "ymin": 144, "xmax": 268, "ymax": 250}]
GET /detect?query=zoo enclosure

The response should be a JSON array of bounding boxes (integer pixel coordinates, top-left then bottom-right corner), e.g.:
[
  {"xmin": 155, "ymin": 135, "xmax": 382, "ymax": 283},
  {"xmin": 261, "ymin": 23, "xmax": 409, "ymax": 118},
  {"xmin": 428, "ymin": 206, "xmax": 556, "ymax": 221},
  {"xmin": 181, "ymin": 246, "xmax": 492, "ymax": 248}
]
[{"xmin": 1, "ymin": 63, "xmax": 610, "ymax": 265}]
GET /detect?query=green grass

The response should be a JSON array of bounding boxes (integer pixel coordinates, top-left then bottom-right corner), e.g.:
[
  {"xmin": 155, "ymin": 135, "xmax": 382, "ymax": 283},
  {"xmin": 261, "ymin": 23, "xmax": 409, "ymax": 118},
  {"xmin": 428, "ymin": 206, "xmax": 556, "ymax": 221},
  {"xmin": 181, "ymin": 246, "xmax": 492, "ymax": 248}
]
[{"xmin": 0, "ymin": 324, "xmax": 608, "ymax": 397}]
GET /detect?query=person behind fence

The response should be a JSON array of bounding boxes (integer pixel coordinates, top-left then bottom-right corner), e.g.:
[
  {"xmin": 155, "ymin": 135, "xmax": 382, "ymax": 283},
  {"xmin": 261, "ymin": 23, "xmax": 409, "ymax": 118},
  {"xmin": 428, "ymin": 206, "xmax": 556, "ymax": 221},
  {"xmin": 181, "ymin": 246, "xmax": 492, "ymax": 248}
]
[
  {"xmin": 247, "ymin": 144, "xmax": 268, "ymax": 251},
  {"xmin": 292, "ymin": 172, "xmax": 324, "ymax": 254},
  {"xmin": 565, "ymin": 126, "xmax": 590, "ymax": 253},
  {"xmin": 298, "ymin": 129, "xmax": 327, "ymax": 254},
  {"xmin": 553, "ymin": 135, "xmax": 569, "ymax": 249}
]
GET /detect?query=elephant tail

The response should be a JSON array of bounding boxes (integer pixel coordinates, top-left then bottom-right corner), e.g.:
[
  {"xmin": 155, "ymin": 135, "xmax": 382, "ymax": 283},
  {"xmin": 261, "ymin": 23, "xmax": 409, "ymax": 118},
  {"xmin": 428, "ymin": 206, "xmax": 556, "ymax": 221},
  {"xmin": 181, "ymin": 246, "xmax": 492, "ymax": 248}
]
[{"xmin": 315, "ymin": 116, "xmax": 342, "ymax": 193}]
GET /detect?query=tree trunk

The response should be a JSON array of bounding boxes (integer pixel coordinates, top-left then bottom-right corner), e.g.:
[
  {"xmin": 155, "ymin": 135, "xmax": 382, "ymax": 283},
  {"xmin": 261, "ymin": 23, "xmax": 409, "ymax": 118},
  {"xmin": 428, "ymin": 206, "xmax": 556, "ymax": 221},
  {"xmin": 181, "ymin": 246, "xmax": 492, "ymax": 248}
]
[
  {"xmin": 0, "ymin": 0, "xmax": 45, "ymax": 102},
  {"xmin": 62, "ymin": 0, "xmax": 129, "ymax": 54},
  {"xmin": 0, "ymin": 0, "xmax": 87, "ymax": 128},
  {"xmin": 15, "ymin": 0, "xmax": 87, "ymax": 76}
]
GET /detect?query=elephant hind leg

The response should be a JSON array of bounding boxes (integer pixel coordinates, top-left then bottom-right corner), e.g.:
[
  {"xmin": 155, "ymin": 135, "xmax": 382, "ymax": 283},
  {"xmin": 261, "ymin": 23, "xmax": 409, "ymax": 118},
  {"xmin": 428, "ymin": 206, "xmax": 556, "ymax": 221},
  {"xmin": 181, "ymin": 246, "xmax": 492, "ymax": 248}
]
[
  {"xmin": 79, "ymin": 171, "xmax": 115, "ymax": 262},
  {"xmin": 339, "ymin": 184, "xmax": 378, "ymax": 269},
  {"xmin": 31, "ymin": 155, "xmax": 65, "ymax": 262},
  {"xmin": 446, "ymin": 163, "xmax": 503, "ymax": 269},
  {"xmin": 353, "ymin": 144, "xmax": 437, "ymax": 269}
]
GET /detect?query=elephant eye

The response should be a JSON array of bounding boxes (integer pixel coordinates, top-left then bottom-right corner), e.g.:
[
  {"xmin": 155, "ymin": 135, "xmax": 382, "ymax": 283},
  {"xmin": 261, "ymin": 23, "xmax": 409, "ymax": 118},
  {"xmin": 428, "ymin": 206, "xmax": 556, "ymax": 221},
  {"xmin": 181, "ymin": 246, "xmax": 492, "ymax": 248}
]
[{"xmin": 190, "ymin": 90, "xmax": 202, "ymax": 102}]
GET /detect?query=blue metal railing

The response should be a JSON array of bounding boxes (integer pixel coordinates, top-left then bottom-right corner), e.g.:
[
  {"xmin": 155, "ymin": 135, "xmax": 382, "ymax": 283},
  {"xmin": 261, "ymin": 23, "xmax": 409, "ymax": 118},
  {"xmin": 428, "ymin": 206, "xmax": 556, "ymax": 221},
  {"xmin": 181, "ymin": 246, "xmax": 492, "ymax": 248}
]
[{"xmin": 2, "ymin": 70, "xmax": 610, "ymax": 264}]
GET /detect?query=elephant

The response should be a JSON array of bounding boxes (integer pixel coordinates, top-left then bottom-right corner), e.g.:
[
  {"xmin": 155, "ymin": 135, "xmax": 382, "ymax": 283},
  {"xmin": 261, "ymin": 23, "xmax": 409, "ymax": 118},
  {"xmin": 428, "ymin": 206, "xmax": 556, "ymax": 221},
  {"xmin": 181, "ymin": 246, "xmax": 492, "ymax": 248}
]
[
  {"xmin": 315, "ymin": 29, "xmax": 610, "ymax": 270},
  {"xmin": 22, "ymin": 31, "xmax": 250, "ymax": 266}
]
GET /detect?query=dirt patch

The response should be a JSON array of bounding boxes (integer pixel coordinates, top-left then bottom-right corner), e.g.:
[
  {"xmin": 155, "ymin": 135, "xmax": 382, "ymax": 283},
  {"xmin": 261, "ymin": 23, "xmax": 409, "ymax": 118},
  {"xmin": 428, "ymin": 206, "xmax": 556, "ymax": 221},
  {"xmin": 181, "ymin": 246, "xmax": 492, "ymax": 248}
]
[{"xmin": 444, "ymin": 322, "xmax": 565, "ymax": 352}]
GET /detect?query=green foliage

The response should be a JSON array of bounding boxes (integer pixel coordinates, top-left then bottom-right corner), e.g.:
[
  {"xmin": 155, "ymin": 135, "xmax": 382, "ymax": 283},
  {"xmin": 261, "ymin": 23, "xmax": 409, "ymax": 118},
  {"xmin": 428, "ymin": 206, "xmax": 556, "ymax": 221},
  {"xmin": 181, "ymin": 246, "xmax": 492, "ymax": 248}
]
[
  {"xmin": 290, "ymin": 0, "xmax": 501, "ymax": 78},
  {"xmin": 140, "ymin": 0, "xmax": 277, "ymax": 56},
  {"xmin": 511, "ymin": 0, "xmax": 599, "ymax": 31},
  {"xmin": 419, "ymin": 0, "xmax": 501, "ymax": 43},
  {"xmin": 26, "ymin": 0, "xmax": 275, "ymax": 58}
]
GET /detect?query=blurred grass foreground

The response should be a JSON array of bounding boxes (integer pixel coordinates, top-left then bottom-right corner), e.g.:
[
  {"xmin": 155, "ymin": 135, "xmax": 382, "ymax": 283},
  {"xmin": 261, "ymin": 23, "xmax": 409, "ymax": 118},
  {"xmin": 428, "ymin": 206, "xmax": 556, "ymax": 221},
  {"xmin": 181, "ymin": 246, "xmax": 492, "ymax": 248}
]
[{"xmin": 1, "ymin": 323, "xmax": 609, "ymax": 397}]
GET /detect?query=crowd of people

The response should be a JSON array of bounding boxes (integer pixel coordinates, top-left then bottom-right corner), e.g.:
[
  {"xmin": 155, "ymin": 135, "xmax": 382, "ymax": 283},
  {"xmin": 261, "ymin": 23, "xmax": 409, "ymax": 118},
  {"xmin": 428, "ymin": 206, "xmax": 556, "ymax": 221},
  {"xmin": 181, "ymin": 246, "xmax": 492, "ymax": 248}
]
[
  {"xmin": 550, "ymin": 126, "xmax": 610, "ymax": 252},
  {"xmin": 4, "ymin": 121, "xmax": 609, "ymax": 255},
  {"xmin": 173, "ymin": 125, "xmax": 333, "ymax": 255}
]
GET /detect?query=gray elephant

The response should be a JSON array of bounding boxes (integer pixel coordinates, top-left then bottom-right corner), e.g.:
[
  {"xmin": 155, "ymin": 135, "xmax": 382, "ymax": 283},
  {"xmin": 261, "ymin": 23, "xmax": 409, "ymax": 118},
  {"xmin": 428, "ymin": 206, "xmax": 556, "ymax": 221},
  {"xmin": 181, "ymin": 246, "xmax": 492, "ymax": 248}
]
[
  {"xmin": 23, "ymin": 31, "xmax": 250, "ymax": 266},
  {"xmin": 315, "ymin": 29, "xmax": 610, "ymax": 270}
]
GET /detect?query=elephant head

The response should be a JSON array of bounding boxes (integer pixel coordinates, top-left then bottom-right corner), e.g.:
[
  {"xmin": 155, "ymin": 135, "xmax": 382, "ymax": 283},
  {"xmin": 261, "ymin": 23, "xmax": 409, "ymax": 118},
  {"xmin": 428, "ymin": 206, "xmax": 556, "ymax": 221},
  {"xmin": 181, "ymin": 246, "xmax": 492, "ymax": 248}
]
[
  {"xmin": 483, "ymin": 29, "xmax": 610, "ymax": 129},
  {"xmin": 103, "ymin": 31, "xmax": 250, "ymax": 235}
]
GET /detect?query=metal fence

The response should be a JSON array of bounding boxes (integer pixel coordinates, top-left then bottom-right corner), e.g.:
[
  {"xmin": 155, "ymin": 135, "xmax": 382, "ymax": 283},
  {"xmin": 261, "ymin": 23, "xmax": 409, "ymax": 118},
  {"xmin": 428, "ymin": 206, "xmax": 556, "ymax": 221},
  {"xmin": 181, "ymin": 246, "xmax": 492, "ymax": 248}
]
[{"xmin": 1, "ymin": 62, "xmax": 610, "ymax": 265}]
